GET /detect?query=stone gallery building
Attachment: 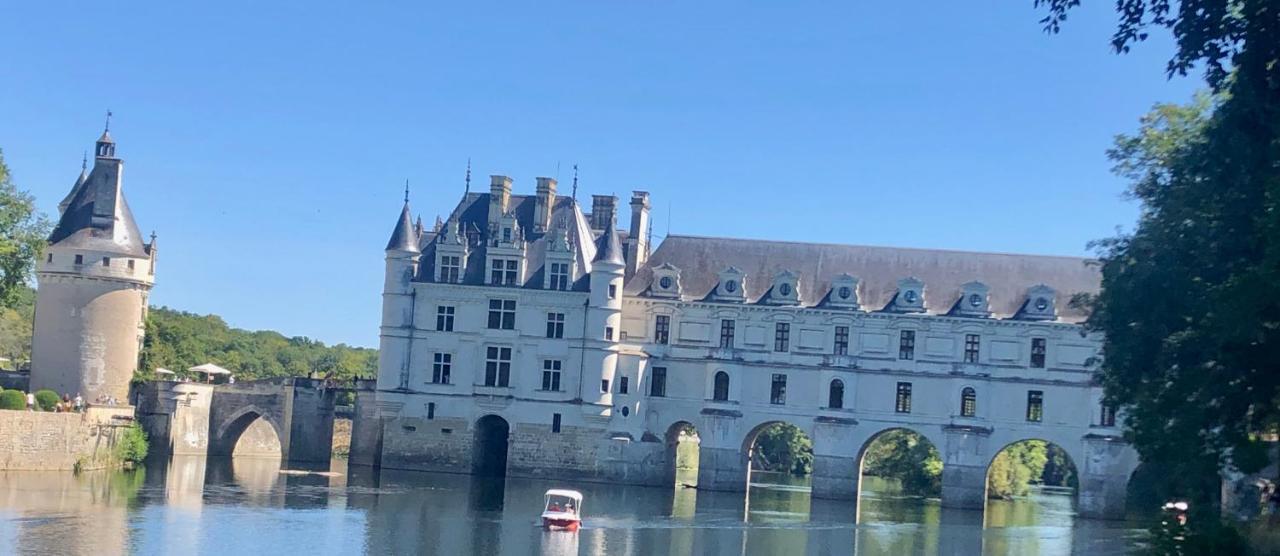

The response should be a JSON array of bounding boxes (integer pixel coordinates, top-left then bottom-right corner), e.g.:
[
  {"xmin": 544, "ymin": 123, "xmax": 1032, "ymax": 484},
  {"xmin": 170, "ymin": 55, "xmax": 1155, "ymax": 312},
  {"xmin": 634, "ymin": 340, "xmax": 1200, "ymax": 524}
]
[{"xmin": 375, "ymin": 175, "xmax": 1139, "ymax": 518}]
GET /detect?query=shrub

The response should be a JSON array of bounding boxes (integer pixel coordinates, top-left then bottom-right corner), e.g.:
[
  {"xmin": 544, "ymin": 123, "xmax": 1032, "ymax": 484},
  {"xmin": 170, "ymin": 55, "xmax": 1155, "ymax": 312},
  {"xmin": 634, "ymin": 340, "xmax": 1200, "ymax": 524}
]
[
  {"xmin": 115, "ymin": 423, "xmax": 149, "ymax": 465},
  {"xmin": 34, "ymin": 389, "xmax": 60, "ymax": 411},
  {"xmin": 0, "ymin": 390, "xmax": 24, "ymax": 410}
]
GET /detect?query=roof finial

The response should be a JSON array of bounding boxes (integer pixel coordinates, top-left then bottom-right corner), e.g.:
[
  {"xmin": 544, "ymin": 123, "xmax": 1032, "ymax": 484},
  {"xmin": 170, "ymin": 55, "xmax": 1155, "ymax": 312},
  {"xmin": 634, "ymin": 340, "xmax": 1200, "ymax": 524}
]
[
  {"xmin": 150, "ymin": 230, "xmax": 157, "ymax": 243},
  {"xmin": 464, "ymin": 158, "xmax": 472, "ymax": 195},
  {"xmin": 104, "ymin": 109, "xmax": 112, "ymax": 132},
  {"xmin": 81, "ymin": 151, "xmax": 88, "ymax": 170},
  {"xmin": 404, "ymin": 179, "xmax": 410, "ymax": 204},
  {"xmin": 571, "ymin": 164, "xmax": 579, "ymax": 203}
]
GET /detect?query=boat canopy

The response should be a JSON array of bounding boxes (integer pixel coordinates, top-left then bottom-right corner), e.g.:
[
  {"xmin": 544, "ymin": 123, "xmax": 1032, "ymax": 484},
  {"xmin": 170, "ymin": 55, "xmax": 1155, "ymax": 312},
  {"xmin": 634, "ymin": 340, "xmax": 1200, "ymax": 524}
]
[{"xmin": 544, "ymin": 489, "xmax": 583, "ymax": 502}]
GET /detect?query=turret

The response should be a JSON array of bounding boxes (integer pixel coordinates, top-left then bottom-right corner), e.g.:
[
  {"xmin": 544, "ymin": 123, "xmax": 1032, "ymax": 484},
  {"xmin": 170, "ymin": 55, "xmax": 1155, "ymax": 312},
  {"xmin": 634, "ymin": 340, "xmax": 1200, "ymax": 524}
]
[
  {"xmin": 378, "ymin": 196, "xmax": 420, "ymax": 390},
  {"xmin": 583, "ymin": 219, "xmax": 625, "ymax": 407},
  {"xmin": 31, "ymin": 122, "xmax": 155, "ymax": 403}
]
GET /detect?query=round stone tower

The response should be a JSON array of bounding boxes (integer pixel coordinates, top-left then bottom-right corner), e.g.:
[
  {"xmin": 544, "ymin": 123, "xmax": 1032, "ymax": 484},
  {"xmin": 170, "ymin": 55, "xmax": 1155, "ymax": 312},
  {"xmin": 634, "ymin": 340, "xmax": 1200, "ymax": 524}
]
[{"xmin": 30, "ymin": 126, "xmax": 156, "ymax": 403}]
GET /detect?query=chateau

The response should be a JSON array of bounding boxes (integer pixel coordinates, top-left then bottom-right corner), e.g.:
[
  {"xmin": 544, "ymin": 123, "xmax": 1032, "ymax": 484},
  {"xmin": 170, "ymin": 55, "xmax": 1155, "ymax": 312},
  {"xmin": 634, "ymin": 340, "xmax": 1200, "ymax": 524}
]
[
  {"xmin": 375, "ymin": 175, "xmax": 1139, "ymax": 518},
  {"xmin": 30, "ymin": 127, "xmax": 156, "ymax": 403}
]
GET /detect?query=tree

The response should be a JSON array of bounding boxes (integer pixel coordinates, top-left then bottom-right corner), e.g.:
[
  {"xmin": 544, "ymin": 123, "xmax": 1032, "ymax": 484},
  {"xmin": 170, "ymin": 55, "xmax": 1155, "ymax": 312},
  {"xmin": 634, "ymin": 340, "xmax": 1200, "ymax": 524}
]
[
  {"xmin": 753, "ymin": 423, "xmax": 814, "ymax": 476},
  {"xmin": 0, "ymin": 285, "xmax": 35, "ymax": 368},
  {"xmin": 862, "ymin": 430, "xmax": 944, "ymax": 496},
  {"xmin": 988, "ymin": 441, "xmax": 1050, "ymax": 499},
  {"xmin": 1085, "ymin": 88, "xmax": 1279, "ymax": 522},
  {"xmin": 0, "ymin": 150, "xmax": 50, "ymax": 310}
]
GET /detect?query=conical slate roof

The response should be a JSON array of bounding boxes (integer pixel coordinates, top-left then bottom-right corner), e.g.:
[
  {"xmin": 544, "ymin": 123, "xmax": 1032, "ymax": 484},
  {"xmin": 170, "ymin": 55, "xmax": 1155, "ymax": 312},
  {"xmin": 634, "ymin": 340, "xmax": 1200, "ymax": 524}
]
[
  {"xmin": 594, "ymin": 219, "xmax": 624, "ymax": 265},
  {"xmin": 58, "ymin": 165, "xmax": 89, "ymax": 215},
  {"xmin": 385, "ymin": 203, "xmax": 419, "ymax": 252},
  {"xmin": 48, "ymin": 153, "xmax": 148, "ymax": 257}
]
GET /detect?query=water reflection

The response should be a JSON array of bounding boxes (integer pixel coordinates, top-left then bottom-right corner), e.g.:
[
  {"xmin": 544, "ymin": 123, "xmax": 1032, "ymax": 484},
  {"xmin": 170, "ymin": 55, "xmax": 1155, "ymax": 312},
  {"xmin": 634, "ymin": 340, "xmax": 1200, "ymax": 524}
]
[{"xmin": 0, "ymin": 456, "xmax": 1145, "ymax": 555}]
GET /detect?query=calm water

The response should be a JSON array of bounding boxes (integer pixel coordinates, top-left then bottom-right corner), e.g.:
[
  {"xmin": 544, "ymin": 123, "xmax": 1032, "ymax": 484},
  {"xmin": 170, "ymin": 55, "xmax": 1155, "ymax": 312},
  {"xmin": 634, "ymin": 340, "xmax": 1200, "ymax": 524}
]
[{"xmin": 0, "ymin": 457, "xmax": 1144, "ymax": 555}]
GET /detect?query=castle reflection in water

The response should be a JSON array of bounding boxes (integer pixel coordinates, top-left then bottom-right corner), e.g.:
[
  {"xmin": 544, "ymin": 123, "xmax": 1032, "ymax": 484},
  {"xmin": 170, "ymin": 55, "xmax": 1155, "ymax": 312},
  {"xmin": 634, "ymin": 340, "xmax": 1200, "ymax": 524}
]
[{"xmin": 0, "ymin": 456, "xmax": 1140, "ymax": 556}]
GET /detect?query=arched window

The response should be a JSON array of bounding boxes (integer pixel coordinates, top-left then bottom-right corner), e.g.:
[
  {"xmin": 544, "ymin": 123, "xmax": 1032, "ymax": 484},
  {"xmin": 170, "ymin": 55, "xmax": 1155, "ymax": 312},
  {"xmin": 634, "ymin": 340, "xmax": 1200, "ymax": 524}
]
[
  {"xmin": 712, "ymin": 371, "xmax": 730, "ymax": 401},
  {"xmin": 960, "ymin": 387, "xmax": 977, "ymax": 417},
  {"xmin": 828, "ymin": 379, "xmax": 845, "ymax": 409}
]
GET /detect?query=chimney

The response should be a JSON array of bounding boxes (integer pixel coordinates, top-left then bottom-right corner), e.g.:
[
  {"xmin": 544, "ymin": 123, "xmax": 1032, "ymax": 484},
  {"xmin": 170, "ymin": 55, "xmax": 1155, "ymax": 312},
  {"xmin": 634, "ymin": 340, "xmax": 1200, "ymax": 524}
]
[
  {"xmin": 626, "ymin": 191, "xmax": 651, "ymax": 277},
  {"xmin": 535, "ymin": 177, "xmax": 557, "ymax": 232},
  {"xmin": 488, "ymin": 175, "xmax": 512, "ymax": 229},
  {"xmin": 590, "ymin": 194, "xmax": 617, "ymax": 232}
]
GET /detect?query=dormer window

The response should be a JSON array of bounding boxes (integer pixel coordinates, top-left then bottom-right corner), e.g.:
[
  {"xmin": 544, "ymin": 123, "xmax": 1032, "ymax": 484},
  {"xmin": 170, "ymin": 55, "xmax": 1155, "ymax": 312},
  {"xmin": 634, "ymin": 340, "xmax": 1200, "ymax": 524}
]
[
  {"xmin": 887, "ymin": 277, "xmax": 926, "ymax": 313},
  {"xmin": 951, "ymin": 281, "xmax": 990, "ymax": 318},
  {"xmin": 826, "ymin": 273, "xmax": 860, "ymax": 309},
  {"xmin": 439, "ymin": 255, "xmax": 461, "ymax": 283},
  {"xmin": 548, "ymin": 262, "xmax": 570, "ymax": 290},
  {"xmin": 1018, "ymin": 284, "xmax": 1058, "ymax": 321},
  {"xmin": 649, "ymin": 263, "xmax": 681, "ymax": 298},
  {"xmin": 490, "ymin": 258, "xmax": 519, "ymax": 286},
  {"xmin": 764, "ymin": 271, "xmax": 800, "ymax": 305},
  {"xmin": 712, "ymin": 267, "xmax": 746, "ymax": 303},
  {"xmin": 502, "ymin": 227, "xmax": 511, "ymax": 243}
]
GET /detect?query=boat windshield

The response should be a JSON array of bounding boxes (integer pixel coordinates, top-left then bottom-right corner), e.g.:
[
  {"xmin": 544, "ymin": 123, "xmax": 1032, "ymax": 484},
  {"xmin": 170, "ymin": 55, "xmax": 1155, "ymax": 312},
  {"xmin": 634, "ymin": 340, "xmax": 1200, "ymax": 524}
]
[{"xmin": 544, "ymin": 495, "xmax": 579, "ymax": 514}]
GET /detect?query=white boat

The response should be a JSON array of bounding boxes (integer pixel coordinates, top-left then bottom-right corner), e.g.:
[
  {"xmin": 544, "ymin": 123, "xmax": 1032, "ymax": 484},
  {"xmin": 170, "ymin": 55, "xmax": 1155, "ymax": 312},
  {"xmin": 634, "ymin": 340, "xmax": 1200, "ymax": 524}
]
[{"xmin": 540, "ymin": 489, "xmax": 583, "ymax": 531}]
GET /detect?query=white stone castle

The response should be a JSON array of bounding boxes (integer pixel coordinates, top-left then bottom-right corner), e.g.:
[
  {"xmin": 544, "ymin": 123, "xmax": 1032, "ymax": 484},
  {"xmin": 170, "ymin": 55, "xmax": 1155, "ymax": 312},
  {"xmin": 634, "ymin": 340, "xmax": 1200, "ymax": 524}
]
[
  {"xmin": 30, "ymin": 126, "xmax": 156, "ymax": 403},
  {"xmin": 376, "ymin": 173, "xmax": 1139, "ymax": 518}
]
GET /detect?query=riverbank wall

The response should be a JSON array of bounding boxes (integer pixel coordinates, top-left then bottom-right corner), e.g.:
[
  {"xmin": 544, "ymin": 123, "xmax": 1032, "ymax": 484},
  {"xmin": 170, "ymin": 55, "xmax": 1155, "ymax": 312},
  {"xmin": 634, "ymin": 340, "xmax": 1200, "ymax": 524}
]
[{"xmin": 0, "ymin": 406, "xmax": 136, "ymax": 471}]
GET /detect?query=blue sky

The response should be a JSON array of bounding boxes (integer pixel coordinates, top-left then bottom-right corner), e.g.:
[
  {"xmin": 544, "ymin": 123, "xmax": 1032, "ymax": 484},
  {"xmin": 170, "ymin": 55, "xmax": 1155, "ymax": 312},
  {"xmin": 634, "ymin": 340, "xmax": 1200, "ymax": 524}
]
[{"xmin": 1, "ymin": 1, "xmax": 1197, "ymax": 347}]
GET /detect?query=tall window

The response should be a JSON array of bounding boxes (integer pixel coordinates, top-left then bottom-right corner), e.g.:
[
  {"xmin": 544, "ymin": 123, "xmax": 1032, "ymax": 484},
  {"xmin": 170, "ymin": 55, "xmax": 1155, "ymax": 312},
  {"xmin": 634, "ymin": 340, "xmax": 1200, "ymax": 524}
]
[
  {"xmin": 605, "ymin": 326, "xmax": 614, "ymax": 341},
  {"xmin": 964, "ymin": 334, "xmax": 981, "ymax": 363},
  {"xmin": 1100, "ymin": 403, "xmax": 1116, "ymax": 427},
  {"xmin": 770, "ymin": 374, "xmax": 787, "ymax": 405},
  {"xmin": 828, "ymin": 379, "xmax": 845, "ymax": 409},
  {"xmin": 484, "ymin": 346, "xmax": 512, "ymax": 387},
  {"xmin": 619, "ymin": 376, "xmax": 629, "ymax": 394},
  {"xmin": 490, "ymin": 258, "xmax": 518, "ymax": 285},
  {"xmin": 719, "ymin": 319, "xmax": 736, "ymax": 348},
  {"xmin": 549, "ymin": 262, "xmax": 570, "ymax": 290},
  {"xmin": 546, "ymin": 312, "xmax": 565, "ymax": 339},
  {"xmin": 1030, "ymin": 338, "xmax": 1047, "ymax": 368},
  {"xmin": 774, "ymin": 323, "xmax": 790, "ymax": 352},
  {"xmin": 541, "ymin": 360, "xmax": 562, "ymax": 391},
  {"xmin": 436, "ymin": 306, "xmax": 455, "ymax": 332},
  {"xmin": 102, "ymin": 257, "xmax": 110, "ymax": 267},
  {"xmin": 74, "ymin": 254, "xmax": 84, "ymax": 265},
  {"xmin": 712, "ymin": 371, "xmax": 730, "ymax": 401},
  {"xmin": 960, "ymin": 387, "xmax": 976, "ymax": 417},
  {"xmin": 487, "ymin": 299, "xmax": 516, "ymax": 330},
  {"xmin": 834, "ymin": 326, "xmax": 849, "ymax": 355},
  {"xmin": 895, "ymin": 382, "xmax": 912, "ymax": 413},
  {"xmin": 899, "ymin": 330, "xmax": 916, "ymax": 360},
  {"xmin": 649, "ymin": 367, "xmax": 667, "ymax": 397},
  {"xmin": 654, "ymin": 315, "xmax": 671, "ymax": 344},
  {"xmin": 552, "ymin": 413, "xmax": 562, "ymax": 433},
  {"xmin": 1026, "ymin": 390, "xmax": 1044, "ymax": 422},
  {"xmin": 608, "ymin": 284, "xmax": 618, "ymax": 299},
  {"xmin": 431, "ymin": 353, "xmax": 451, "ymax": 384},
  {"xmin": 440, "ymin": 255, "xmax": 461, "ymax": 283}
]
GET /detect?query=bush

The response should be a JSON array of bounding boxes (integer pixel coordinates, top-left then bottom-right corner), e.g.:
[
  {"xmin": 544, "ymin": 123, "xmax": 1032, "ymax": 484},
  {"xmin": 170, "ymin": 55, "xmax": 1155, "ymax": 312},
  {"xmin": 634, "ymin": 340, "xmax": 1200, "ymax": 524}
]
[
  {"xmin": 34, "ymin": 389, "xmax": 60, "ymax": 411},
  {"xmin": 115, "ymin": 423, "xmax": 149, "ymax": 465},
  {"xmin": 0, "ymin": 390, "xmax": 24, "ymax": 410}
]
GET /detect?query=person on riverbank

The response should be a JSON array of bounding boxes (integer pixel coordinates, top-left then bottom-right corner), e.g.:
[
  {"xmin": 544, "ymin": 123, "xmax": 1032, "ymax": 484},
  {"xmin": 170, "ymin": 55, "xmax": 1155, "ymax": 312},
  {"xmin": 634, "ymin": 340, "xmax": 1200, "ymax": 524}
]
[
  {"xmin": 25, "ymin": 392, "xmax": 34, "ymax": 411},
  {"xmin": 73, "ymin": 393, "xmax": 83, "ymax": 412}
]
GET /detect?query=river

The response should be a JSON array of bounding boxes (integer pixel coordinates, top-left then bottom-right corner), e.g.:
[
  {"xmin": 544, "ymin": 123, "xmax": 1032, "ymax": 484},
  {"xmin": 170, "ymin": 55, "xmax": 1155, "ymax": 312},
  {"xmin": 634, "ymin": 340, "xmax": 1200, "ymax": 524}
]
[{"xmin": 0, "ymin": 457, "xmax": 1145, "ymax": 555}]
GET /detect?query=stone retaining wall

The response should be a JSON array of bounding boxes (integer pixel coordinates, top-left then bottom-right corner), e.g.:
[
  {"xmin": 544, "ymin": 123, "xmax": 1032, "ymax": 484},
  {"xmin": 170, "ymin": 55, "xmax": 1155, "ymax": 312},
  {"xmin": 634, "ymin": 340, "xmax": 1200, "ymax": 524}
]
[{"xmin": 0, "ymin": 406, "xmax": 135, "ymax": 471}]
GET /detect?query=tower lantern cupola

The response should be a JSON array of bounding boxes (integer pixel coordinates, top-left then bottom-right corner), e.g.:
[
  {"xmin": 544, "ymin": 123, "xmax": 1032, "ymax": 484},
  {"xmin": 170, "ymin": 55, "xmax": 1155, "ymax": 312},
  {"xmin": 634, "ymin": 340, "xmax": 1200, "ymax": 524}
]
[{"xmin": 96, "ymin": 111, "xmax": 116, "ymax": 158}]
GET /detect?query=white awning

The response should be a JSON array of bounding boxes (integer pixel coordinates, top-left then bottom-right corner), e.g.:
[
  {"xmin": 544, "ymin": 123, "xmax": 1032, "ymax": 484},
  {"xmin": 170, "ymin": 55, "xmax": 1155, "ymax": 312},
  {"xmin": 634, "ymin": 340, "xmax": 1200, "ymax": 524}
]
[
  {"xmin": 189, "ymin": 363, "xmax": 233, "ymax": 376},
  {"xmin": 155, "ymin": 368, "xmax": 175, "ymax": 375}
]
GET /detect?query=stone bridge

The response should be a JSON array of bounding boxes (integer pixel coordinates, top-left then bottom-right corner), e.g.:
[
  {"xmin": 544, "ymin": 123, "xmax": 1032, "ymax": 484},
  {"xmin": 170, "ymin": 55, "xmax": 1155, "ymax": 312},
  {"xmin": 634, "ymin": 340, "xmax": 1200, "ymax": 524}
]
[{"xmin": 136, "ymin": 378, "xmax": 375, "ymax": 464}]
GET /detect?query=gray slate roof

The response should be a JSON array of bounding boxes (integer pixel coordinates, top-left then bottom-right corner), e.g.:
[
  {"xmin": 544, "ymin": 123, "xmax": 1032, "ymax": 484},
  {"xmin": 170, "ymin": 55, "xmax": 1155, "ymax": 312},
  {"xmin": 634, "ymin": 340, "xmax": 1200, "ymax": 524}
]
[
  {"xmin": 627, "ymin": 234, "xmax": 1100, "ymax": 322},
  {"xmin": 385, "ymin": 203, "xmax": 419, "ymax": 252},
  {"xmin": 48, "ymin": 157, "xmax": 149, "ymax": 258}
]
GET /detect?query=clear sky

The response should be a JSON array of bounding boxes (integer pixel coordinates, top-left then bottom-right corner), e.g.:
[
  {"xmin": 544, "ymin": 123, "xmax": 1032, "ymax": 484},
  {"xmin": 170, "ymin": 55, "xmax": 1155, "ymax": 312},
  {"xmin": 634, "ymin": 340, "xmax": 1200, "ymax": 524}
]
[{"xmin": 1, "ymin": 1, "xmax": 1197, "ymax": 348}]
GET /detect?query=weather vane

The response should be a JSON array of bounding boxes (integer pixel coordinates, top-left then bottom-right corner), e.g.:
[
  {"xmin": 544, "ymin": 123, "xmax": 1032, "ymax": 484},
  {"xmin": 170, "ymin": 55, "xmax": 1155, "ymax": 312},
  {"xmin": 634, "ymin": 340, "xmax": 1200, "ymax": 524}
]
[
  {"xmin": 465, "ymin": 157, "xmax": 472, "ymax": 195},
  {"xmin": 571, "ymin": 164, "xmax": 579, "ymax": 202},
  {"xmin": 404, "ymin": 179, "xmax": 410, "ymax": 203},
  {"xmin": 104, "ymin": 109, "xmax": 112, "ymax": 132}
]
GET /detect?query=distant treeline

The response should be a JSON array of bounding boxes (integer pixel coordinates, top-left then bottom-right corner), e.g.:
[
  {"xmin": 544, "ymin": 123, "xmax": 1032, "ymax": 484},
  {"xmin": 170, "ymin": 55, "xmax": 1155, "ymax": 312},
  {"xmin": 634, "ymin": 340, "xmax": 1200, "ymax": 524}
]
[{"xmin": 139, "ymin": 306, "xmax": 377, "ymax": 382}]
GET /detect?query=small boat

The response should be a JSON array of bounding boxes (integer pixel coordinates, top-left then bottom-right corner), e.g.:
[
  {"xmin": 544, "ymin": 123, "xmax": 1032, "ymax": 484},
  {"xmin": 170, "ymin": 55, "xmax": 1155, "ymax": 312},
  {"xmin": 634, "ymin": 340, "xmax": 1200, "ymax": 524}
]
[{"xmin": 540, "ymin": 489, "xmax": 583, "ymax": 531}]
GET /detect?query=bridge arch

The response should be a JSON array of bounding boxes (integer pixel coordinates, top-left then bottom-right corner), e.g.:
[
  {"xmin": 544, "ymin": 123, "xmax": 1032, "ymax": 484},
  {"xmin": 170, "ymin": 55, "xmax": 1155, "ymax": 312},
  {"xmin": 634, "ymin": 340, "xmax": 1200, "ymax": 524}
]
[
  {"xmin": 473, "ymin": 414, "xmax": 510, "ymax": 477},
  {"xmin": 983, "ymin": 438, "xmax": 1081, "ymax": 520},
  {"xmin": 855, "ymin": 426, "xmax": 946, "ymax": 510},
  {"xmin": 210, "ymin": 404, "xmax": 286, "ymax": 458},
  {"xmin": 662, "ymin": 420, "xmax": 701, "ymax": 488}
]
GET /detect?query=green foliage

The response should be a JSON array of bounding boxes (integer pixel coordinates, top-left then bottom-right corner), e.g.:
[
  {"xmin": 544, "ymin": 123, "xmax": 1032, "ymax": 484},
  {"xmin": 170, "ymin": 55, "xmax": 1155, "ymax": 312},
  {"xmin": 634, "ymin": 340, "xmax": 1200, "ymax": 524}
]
[
  {"xmin": 0, "ymin": 151, "xmax": 50, "ymax": 312},
  {"xmin": 0, "ymin": 284, "xmax": 34, "ymax": 368},
  {"xmin": 1034, "ymin": 0, "xmax": 1280, "ymax": 89},
  {"xmin": 0, "ymin": 389, "xmax": 23, "ymax": 410},
  {"xmin": 115, "ymin": 423, "xmax": 148, "ymax": 464},
  {"xmin": 753, "ymin": 423, "xmax": 813, "ymax": 476},
  {"xmin": 33, "ymin": 389, "xmax": 59, "ymax": 411},
  {"xmin": 139, "ymin": 306, "xmax": 377, "ymax": 381},
  {"xmin": 988, "ymin": 441, "xmax": 1050, "ymax": 499},
  {"xmin": 1085, "ymin": 79, "xmax": 1280, "ymax": 519},
  {"xmin": 862, "ymin": 430, "xmax": 943, "ymax": 496}
]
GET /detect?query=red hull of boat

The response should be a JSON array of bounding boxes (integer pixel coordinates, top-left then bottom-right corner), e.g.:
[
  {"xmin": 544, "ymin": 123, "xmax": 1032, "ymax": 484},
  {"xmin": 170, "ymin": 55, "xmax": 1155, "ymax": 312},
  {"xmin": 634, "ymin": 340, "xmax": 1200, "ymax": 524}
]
[{"xmin": 542, "ymin": 517, "xmax": 580, "ymax": 531}]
